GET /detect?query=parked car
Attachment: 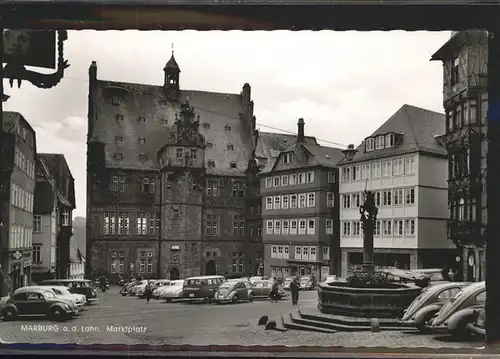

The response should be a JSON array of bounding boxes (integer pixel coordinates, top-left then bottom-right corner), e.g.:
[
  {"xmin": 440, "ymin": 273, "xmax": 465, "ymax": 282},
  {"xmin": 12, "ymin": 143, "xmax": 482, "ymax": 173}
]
[
  {"xmin": 467, "ymin": 307, "xmax": 485, "ymax": 337},
  {"xmin": 120, "ymin": 281, "xmax": 140, "ymax": 296},
  {"xmin": 324, "ymin": 275, "xmax": 337, "ymax": 283},
  {"xmin": 299, "ymin": 275, "xmax": 317, "ymax": 290},
  {"xmin": 136, "ymin": 280, "xmax": 168, "ymax": 298},
  {"xmin": 250, "ymin": 280, "xmax": 288, "ymax": 300},
  {"xmin": 431, "ymin": 281, "xmax": 485, "ymax": 338},
  {"xmin": 249, "ymin": 276, "xmax": 268, "ymax": 284},
  {"xmin": 213, "ymin": 281, "xmax": 254, "ymax": 304},
  {"xmin": 40, "ymin": 279, "xmax": 98, "ymax": 304},
  {"xmin": 38, "ymin": 285, "xmax": 86, "ymax": 309},
  {"xmin": 1, "ymin": 287, "xmax": 79, "ymax": 321},
  {"xmin": 183, "ymin": 275, "xmax": 226, "ymax": 302},
  {"xmin": 400, "ymin": 281, "xmax": 470, "ymax": 332},
  {"xmin": 128, "ymin": 280, "xmax": 150, "ymax": 296},
  {"xmin": 159, "ymin": 280, "xmax": 185, "ymax": 302}
]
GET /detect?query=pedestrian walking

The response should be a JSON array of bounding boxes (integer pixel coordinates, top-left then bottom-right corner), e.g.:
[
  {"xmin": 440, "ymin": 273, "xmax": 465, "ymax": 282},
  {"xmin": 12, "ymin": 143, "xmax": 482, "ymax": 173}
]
[
  {"xmin": 290, "ymin": 276, "xmax": 299, "ymax": 306},
  {"xmin": 145, "ymin": 280, "xmax": 153, "ymax": 304}
]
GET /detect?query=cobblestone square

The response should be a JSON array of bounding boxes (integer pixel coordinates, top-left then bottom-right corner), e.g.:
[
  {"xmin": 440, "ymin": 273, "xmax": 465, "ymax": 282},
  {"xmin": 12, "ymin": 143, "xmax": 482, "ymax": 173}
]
[{"xmin": 0, "ymin": 287, "xmax": 485, "ymax": 350}]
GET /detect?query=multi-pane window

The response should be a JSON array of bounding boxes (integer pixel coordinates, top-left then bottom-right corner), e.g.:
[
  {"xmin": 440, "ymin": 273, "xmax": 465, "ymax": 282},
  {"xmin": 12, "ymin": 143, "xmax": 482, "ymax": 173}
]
[
  {"xmin": 33, "ymin": 215, "xmax": 42, "ymax": 232},
  {"xmin": 365, "ymin": 138, "xmax": 374, "ymax": 151},
  {"xmin": 232, "ymin": 259, "xmax": 244, "ymax": 273},
  {"xmin": 142, "ymin": 178, "xmax": 150, "ymax": 192},
  {"xmin": 281, "ymin": 175, "xmax": 289, "ymax": 186},
  {"xmin": 104, "ymin": 212, "xmax": 116, "ymax": 235},
  {"xmin": 342, "ymin": 167, "xmax": 351, "ymax": 182},
  {"xmin": 342, "ymin": 194, "xmax": 350, "ymax": 209},
  {"xmin": 374, "ymin": 191, "xmax": 381, "ymax": 207},
  {"xmin": 274, "ymin": 196, "xmax": 281, "ymax": 209},
  {"xmin": 298, "ymin": 220, "xmax": 306, "ymax": 235},
  {"xmin": 405, "ymin": 219, "xmax": 416, "ymax": 236},
  {"xmin": 266, "ymin": 197, "xmax": 273, "ymax": 210},
  {"xmin": 371, "ymin": 162, "xmax": 381, "ymax": 178},
  {"xmin": 375, "ymin": 136, "xmax": 384, "ymax": 149},
  {"xmin": 206, "ymin": 180, "xmax": 218, "ymax": 197},
  {"xmin": 342, "ymin": 221, "xmax": 351, "ymax": 236},
  {"xmin": 33, "ymin": 244, "xmax": 42, "ymax": 263},
  {"xmin": 323, "ymin": 247, "xmax": 330, "ymax": 261},
  {"xmin": 386, "ymin": 133, "xmax": 395, "ymax": 147},
  {"xmin": 282, "ymin": 220, "xmax": 289, "ymax": 235},
  {"xmin": 289, "ymin": 174, "xmax": 296, "ymax": 185},
  {"xmin": 405, "ymin": 157, "xmax": 416, "ymax": 174},
  {"xmin": 147, "ymin": 258, "xmax": 153, "ymax": 273},
  {"xmin": 327, "ymin": 192, "xmax": 334, "ymax": 207},
  {"xmin": 351, "ymin": 193, "xmax": 361, "ymax": 208},
  {"xmin": 232, "ymin": 182, "xmax": 244, "ymax": 198},
  {"xmin": 352, "ymin": 165, "xmax": 359, "ymax": 180},
  {"xmin": 137, "ymin": 212, "xmax": 147, "ymax": 235},
  {"xmin": 383, "ymin": 220, "xmax": 392, "ymax": 236},
  {"xmin": 393, "ymin": 189, "xmax": 403, "ymax": 206},
  {"xmin": 328, "ymin": 172, "xmax": 335, "ymax": 183},
  {"xmin": 307, "ymin": 219, "xmax": 315, "ymax": 235},
  {"xmin": 271, "ymin": 245, "xmax": 278, "ymax": 258},
  {"xmin": 176, "ymin": 148, "xmax": 183, "ymax": 159},
  {"xmin": 233, "ymin": 215, "xmax": 245, "ymax": 237},
  {"xmin": 394, "ymin": 219, "xmax": 404, "ymax": 236},
  {"xmin": 298, "ymin": 173, "xmax": 305, "ymax": 184},
  {"xmin": 298, "ymin": 194, "xmax": 306, "ymax": 208},
  {"xmin": 307, "ymin": 193, "xmax": 315, "ymax": 207},
  {"xmin": 361, "ymin": 164, "xmax": 370, "ymax": 180},
  {"xmin": 206, "ymin": 215, "xmax": 218, "ymax": 236},
  {"xmin": 265, "ymin": 178, "xmax": 272, "ymax": 188},
  {"xmin": 306, "ymin": 171, "xmax": 315, "ymax": 183},
  {"xmin": 382, "ymin": 190, "xmax": 392, "ymax": 206},
  {"xmin": 326, "ymin": 219, "xmax": 333, "ymax": 235},
  {"xmin": 375, "ymin": 220, "xmax": 381, "ymax": 236},
  {"xmin": 282, "ymin": 195, "xmax": 289, "ymax": 209},
  {"xmin": 295, "ymin": 246, "xmax": 301, "ymax": 259},
  {"xmin": 118, "ymin": 212, "xmax": 130, "ymax": 235},
  {"xmin": 405, "ymin": 188, "xmax": 415, "ymax": 204},
  {"xmin": 382, "ymin": 161, "xmax": 392, "ymax": 177},
  {"xmin": 393, "ymin": 158, "xmax": 404, "ymax": 175},
  {"xmin": 290, "ymin": 195, "xmax": 297, "ymax": 208},
  {"xmin": 284, "ymin": 245, "xmax": 289, "ymax": 259},
  {"xmin": 273, "ymin": 176, "xmax": 281, "ymax": 187},
  {"xmin": 310, "ymin": 247, "xmax": 317, "ymax": 261},
  {"xmin": 284, "ymin": 153, "xmax": 293, "ymax": 164},
  {"xmin": 302, "ymin": 247, "xmax": 309, "ymax": 260},
  {"xmin": 352, "ymin": 221, "xmax": 361, "ymax": 236},
  {"xmin": 266, "ymin": 221, "xmax": 273, "ymax": 234},
  {"xmin": 111, "ymin": 175, "xmax": 125, "ymax": 192},
  {"xmin": 290, "ymin": 220, "xmax": 298, "ymax": 235},
  {"xmin": 274, "ymin": 220, "xmax": 281, "ymax": 235},
  {"xmin": 139, "ymin": 259, "xmax": 146, "ymax": 273},
  {"xmin": 148, "ymin": 213, "xmax": 160, "ymax": 235}
]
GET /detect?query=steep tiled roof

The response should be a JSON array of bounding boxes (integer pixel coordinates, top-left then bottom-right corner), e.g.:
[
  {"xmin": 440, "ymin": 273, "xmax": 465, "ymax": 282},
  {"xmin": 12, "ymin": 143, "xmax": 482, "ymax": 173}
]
[
  {"xmin": 338, "ymin": 104, "xmax": 446, "ymax": 166},
  {"xmin": 302, "ymin": 144, "xmax": 345, "ymax": 168},
  {"xmin": 38, "ymin": 153, "xmax": 76, "ymax": 208},
  {"xmin": 164, "ymin": 53, "xmax": 180, "ymax": 71},
  {"xmin": 90, "ymin": 80, "xmax": 254, "ymax": 176}
]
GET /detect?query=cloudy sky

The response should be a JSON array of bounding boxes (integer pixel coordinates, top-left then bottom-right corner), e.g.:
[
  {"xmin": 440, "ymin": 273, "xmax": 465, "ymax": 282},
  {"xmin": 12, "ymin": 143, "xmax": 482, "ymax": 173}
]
[{"xmin": 3, "ymin": 30, "xmax": 451, "ymax": 218}]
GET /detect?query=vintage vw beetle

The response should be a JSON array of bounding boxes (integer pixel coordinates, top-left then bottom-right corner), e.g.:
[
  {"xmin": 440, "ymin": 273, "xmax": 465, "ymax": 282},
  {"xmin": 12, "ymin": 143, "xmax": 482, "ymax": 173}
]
[
  {"xmin": 467, "ymin": 307, "xmax": 485, "ymax": 337},
  {"xmin": 431, "ymin": 281, "xmax": 485, "ymax": 338},
  {"xmin": 400, "ymin": 281, "xmax": 469, "ymax": 332}
]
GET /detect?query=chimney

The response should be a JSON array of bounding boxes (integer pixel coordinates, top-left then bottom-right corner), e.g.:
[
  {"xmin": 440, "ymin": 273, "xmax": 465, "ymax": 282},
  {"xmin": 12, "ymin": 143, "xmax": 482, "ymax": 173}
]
[
  {"xmin": 89, "ymin": 61, "xmax": 97, "ymax": 83},
  {"xmin": 297, "ymin": 118, "xmax": 305, "ymax": 143}
]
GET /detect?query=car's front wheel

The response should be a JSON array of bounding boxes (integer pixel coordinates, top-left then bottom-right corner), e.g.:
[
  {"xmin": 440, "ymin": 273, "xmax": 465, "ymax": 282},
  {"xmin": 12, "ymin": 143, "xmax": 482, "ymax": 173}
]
[
  {"xmin": 2, "ymin": 308, "xmax": 17, "ymax": 321},
  {"xmin": 416, "ymin": 312, "xmax": 436, "ymax": 333},
  {"xmin": 450, "ymin": 317, "xmax": 472, "ymax": 339},
  {"xmin": 232, "ymin": 295, "xmax": 238, "ymax": 304}
]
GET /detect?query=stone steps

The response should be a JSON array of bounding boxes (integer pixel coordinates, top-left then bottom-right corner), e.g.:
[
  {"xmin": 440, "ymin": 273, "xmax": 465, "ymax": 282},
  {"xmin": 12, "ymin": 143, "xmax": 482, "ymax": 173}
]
[{"xmin": 264, "ymin": 309, "xmax": 416, "ymax": 333}]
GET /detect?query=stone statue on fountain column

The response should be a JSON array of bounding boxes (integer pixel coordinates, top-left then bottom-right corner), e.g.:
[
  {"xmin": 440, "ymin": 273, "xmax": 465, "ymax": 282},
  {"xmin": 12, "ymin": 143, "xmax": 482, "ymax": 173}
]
[{"xmin": 359, "ymin": 191, "xmax": 378, "ymax": 277}]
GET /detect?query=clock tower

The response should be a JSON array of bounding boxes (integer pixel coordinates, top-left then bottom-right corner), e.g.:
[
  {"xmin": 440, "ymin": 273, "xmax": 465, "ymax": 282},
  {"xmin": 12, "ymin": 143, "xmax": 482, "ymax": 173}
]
[
  {"xmin": 157, "ymin": 100, "xmax": 206, "ymax": 279},
  {"xmin": 163, "ymin": 50, "xmax": 180, "ymax": 101}
]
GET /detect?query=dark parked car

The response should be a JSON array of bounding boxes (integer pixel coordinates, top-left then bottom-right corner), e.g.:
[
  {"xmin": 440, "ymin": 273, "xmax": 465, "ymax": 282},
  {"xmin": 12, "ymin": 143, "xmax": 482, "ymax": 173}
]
[
  {"xmin": 1, "ymin": 287, "xmax": 79, "ymax": 321},
  {"xmin": 431, "ymin": 281, "xmax": 485, "ymax": 338},
  {"xmin": 213, "ymin": 281, "xmax": 254, "ymax": 304},
  {"xmin": 400, "ymin": 281, "xmax": 470, "ymax": 332}
]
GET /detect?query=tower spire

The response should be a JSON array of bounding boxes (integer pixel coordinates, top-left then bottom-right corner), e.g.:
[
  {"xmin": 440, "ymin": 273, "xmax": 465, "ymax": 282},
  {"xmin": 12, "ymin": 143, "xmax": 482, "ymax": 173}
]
[{"xmin": 171, "ymin": 42, "xmax": 174, "ymax": 55}]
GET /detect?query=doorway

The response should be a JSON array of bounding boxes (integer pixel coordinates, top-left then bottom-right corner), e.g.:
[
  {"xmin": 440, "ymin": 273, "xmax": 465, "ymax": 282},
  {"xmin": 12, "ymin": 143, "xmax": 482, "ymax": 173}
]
[
  {"xmin": 169, "ymin": 267, "xmax": 180, "ymax": 280},
  {"xmin": 205, "ymin": 260, "xmax": 216, "ymax": 275}
]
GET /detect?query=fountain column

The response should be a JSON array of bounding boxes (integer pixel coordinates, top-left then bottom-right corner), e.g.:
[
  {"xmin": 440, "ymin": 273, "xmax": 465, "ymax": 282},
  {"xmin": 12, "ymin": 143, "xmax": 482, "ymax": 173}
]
[{"xmin": 360, "ymin": 191, "xmax": 378, "ymax": 276}]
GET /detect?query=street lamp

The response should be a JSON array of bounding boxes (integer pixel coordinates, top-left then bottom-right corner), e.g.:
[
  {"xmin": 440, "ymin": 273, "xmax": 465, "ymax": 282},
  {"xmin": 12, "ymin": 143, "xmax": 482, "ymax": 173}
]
[{"xmin": 342, "ymin": 144, "xmax": 358, "ymax": 161}]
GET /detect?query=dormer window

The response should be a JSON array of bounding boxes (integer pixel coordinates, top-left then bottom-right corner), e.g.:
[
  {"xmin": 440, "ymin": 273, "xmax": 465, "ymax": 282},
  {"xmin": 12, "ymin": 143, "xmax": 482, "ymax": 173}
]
[
  {"xmin": 138, "ymin": 116, "xmax": 146, "ymax": 123},
  {"xmin": 224, "ymin": 125, "xmax": 232, "ymax": 131},
  {"xmin": 207, "ymin": 160, "xmax": 215, "ymax": 168},
  {"xmin": 230, "ymin": 162, "xmax": 237, "ymax": 169},
  {"xmin": 385, "ymin": 133, "xmax": 395, "ymax": 147},
  {"xmin": 227, "ymin": 144, "xmax": 234, "ymax": 151},
  {"xmin": 284, "ymin": 153, "xmax": 293, "ymax": 164},
  {"xmin": 115, "ymin": 136, "xmax": 123, "ymax": 144},
  {"xmin": 202, "ymin": 122, "xmax": 210, "ymax": 129},
  {"xmin": 114, "ymin": 153, "xmax": 123, "ymax": 160},
  {"xmin": 375, "ymin": 136, "xmax": 384, "ymax": 150},
  {"xmin": 206, "ymin": 142, "xmax": 213, "ymax": 148},
  {"xmin": 365, "ymin": 138, "xmax": 374, "ymax": 152},
  {"xmin": 116, "ymin": 114, "xmax": 124, "ymax": 122},
  {"xmin": 139, "ymin": 154, "xmax": 148, "ymax": 162},
  {"xmin": 138, "ymin": 137, "xmax": 146, "ymax": 144},
  {"xmin": 451, "ymin": 57, "xmax": 459, "ymax": 86}
]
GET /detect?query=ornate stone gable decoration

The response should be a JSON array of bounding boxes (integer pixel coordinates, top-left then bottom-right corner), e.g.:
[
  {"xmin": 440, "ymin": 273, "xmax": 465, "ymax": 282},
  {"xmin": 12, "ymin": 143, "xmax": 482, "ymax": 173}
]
[{"xmin": 175, "ymin": 100, "xmax": 200, "ymax": 146}]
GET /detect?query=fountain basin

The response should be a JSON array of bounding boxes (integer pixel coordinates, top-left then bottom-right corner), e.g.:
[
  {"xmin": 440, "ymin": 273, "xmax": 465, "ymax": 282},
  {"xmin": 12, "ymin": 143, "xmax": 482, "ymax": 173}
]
[{"xmin": 317, "ymin": 280, "xmax": 422, "ymax": 318}]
